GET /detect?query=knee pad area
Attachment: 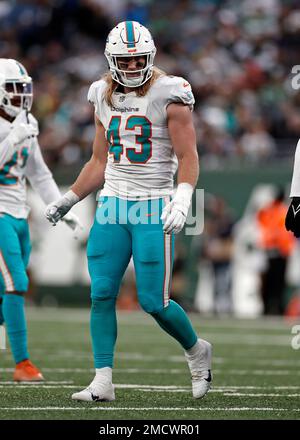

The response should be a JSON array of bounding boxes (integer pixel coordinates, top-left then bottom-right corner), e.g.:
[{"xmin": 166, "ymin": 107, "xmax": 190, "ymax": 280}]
[
  {"xmin": 90, "ymin": 276, "xmax": 118, "ymax": 300},
  {"xmin": 138, "ymin": 296, "xmax": 164, "ymax": 314}
]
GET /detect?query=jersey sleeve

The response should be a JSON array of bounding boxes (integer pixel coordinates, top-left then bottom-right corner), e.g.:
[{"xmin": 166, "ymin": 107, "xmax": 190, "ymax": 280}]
[
  {"xmin": 87, "ymin": 79, "xmax": 107, "ymax": 122},
  {"xmin": 25, "ymin": 139, "xmax": 61, "ymax": 205},
  {"xmin": 166, "ymin": 76, "xmax": 195, "ymax": 110},
  {"xmin": 152, "ymin": 76, "xmax": 195, "ymax": 119}
]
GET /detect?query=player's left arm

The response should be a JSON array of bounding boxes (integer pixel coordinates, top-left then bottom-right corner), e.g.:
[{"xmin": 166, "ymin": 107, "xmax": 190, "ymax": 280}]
[
  {"xmin": 167, "ymin": 102, "xmax": 199, "ymax": 187},
  {"xmin": 161, "ymin": 103, "xmax": 199, "ymax": 234}
]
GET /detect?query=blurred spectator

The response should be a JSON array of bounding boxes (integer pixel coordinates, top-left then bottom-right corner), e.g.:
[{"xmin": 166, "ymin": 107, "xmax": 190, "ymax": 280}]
[
  {"xmin": 169, "ymin": 241, "xmax": 189, "ymax": 309},
  {"xmin": 202, "ymin": 196, "xmax": 235, "ymax": 315},
  {"xmin": 239, "ymin": 118, "xmax": 276, "ymax": 161},
  {"xmin": 0, "ymin": 0, "xmax": 299, "ymax": 169},
  {"xmin": 231, "ymin": 185, "xmax": 272, "ymax": 317},
  {"xmin": 257, "ymin": 187, "xmax": 296, "ymax": 315}
]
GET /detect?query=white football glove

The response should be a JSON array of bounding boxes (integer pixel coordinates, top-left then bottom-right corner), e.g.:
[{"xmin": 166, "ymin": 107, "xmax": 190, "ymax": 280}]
[
  {"xmin": 45, "ymin": 190, "xmax": 80, "ymax": 224},
  {"xmin": 161, "ymin": 183, "xmax": 193, "ymax": 234},
  {"xmin": 8, "ymin": 112, "xmax": 38, "ymax": 145}
]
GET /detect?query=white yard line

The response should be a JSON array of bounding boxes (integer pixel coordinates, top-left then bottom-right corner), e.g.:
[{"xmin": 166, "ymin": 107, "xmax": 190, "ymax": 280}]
[
  {"xmin": 214, "ymin": 386, "xmax": 300, "ymax": 390},
  {"xmin": 139, "ymin": 389, "xmax": 300, "ymax": 396},
  {"xmin": 1, "ymin": 384, "xmax": 300, "ymax": 396},
  {"xmin": 0, "ymin": 385, "xmax": 78, "ymax": 389},
  {"xmin": 0, "ymin": 381, "xmax": 73, "ymax": 385},
  {"xmin": 222, "ymin": 393, "xmax": 300, "ymax": 397},
  {"xmin": 0, "ymin": 406, "xmax": 300, "ymax": 412}
]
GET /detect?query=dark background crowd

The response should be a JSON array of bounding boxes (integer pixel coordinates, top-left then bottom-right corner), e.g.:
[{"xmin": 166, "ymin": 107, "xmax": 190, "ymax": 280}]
[{"xmin": 1, "ymin": 0, "xmax": 300, "ymax": 169}]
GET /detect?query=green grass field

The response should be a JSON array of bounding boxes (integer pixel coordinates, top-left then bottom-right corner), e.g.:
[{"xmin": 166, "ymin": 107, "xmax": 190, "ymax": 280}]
[{"xmin": 0, "ymin": 307, "xmax": 300, "ymax": 420}]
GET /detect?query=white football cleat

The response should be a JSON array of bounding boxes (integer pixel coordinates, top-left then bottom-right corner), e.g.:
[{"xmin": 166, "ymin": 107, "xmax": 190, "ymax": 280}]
[
  {"xmin": 71, "ymin": 377, "xmax": 115, "ymax": 402},
  {"xmin": 185, "ymin": 338, "xmax": 212, "ymax": 399}
]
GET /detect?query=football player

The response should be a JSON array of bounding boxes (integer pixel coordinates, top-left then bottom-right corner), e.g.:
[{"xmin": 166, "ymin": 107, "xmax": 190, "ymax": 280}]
[
  {"xmin": 0, "ymin": 58, "xmax": 81, "ymax": 381},
  {"xmin": 46, "ymin": 21, "xmax": 212, "ymax": 400}
]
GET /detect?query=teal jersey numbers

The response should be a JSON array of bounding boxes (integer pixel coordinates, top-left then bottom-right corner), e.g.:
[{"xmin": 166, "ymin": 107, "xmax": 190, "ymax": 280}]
[
  {"xmin": 126, "ymin": 116, "xmax": 152, "ymax": 164},
  {"xmin": 0, "ymin": 152, "xmax": 18, "ymax": 186},
  {"xmin": 0, "ymin": 148, "xmax": 29, "ymax": 186},
  {"xmin": 20, "ymin": 147, "xmax": 29, "ymax": 168},
  {"xmin": 107, "ymin": 115, "xmax": 152, "ymax": 164},
  {"xmin": 107, "ymin": 116, "xmax": 123, "ymax": 163}
]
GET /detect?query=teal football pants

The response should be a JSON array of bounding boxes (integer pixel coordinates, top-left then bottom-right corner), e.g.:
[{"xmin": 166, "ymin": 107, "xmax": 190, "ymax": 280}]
[
  {"xmin": 0, "ymin": 213, "xmax": 31, "ymax": 294},
  {"xmin": 88, "ymin": 197, "xmax": 198, "ymax": 368},
  {"xmin": 88, "ymin": 197, "xmax": 174, "ymax": 312},
  {"xmin": 0, "ymin": 213, "xmax": 31, "ymax": 363}
]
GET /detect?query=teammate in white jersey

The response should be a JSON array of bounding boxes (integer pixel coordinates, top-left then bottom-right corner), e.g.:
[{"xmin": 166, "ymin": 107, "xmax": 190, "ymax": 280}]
[
  {"xmin": 0, "ymin": 58, "xmax": 81, "ymax": 381},
  {"xmin": 46, "ymin": 21, "xmax": 212, "ymax": 401}
]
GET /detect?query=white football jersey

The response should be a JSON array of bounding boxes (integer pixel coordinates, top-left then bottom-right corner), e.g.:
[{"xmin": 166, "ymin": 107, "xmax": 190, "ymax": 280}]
[
  {"xmin": 0, "ymin": 111, "xmax": 61, "ymax": 218},
  {"xmin": 88, "ymin": 74, "xmax": 195, "ymax": 200}
]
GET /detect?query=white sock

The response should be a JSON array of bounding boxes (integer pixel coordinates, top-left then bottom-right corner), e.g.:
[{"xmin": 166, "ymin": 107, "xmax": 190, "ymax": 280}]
[
  {"xmin": 0, "ymin": 325, "xmax": 6, "ymax": 350},
  {"xmin": 185, "ymin": 339, "xmax": 201, "ymax": 358},
  {"xmin": 95, "ymin": 367, "xmax": 112, "ymax": 382}
]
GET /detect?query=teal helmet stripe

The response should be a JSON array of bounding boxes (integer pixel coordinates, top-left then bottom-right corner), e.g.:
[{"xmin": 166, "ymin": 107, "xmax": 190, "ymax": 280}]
[
  {"xmin": 16, "ymin": 61, "xmax": 26, "ymax": 75},
  {"xmin": 125, "ymin": 21, "xmax": 135, "ymax": 48}
]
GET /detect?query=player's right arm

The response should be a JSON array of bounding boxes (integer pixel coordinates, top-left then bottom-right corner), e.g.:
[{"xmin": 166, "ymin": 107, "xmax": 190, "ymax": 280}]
[
  {"xmin": 71, "ymin": 114, "xmax": 108, "ymax": 199},
  {"xmin": 45, "ymin": 114, "xmax": 108, "ymax": 224}
]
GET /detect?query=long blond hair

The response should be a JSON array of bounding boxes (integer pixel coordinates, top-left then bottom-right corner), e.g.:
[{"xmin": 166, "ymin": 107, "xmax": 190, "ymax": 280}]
[{"xmin": 102, "ymin": 67, "xmax": 166, "ymax": 107}]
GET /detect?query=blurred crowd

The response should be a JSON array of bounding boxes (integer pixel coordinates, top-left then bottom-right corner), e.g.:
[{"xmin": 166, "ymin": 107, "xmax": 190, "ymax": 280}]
[{"xmin": 1, "ymin": 0, "xmax": 300, "ymax": 168}]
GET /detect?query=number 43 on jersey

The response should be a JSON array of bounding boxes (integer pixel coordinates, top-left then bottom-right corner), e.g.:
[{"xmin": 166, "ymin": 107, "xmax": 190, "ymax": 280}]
[{"xmin": 107, "ymin": 115, "xmax": 152, "ymax": 164}]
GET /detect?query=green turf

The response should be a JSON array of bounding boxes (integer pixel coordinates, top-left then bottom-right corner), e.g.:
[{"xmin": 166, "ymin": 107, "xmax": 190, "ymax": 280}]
[{"xmin": 0, "ymin": 307, "xmax": 299, "ymax": 420}]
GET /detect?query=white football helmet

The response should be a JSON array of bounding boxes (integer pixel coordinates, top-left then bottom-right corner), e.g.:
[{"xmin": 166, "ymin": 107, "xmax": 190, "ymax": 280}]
[
  {"xmin": 105, "ymin": 21, "xmax": 156, "ymax": 88},
  {"xmin": 0, "ymin": 58, "xmax": 33, "ymax": 118}
]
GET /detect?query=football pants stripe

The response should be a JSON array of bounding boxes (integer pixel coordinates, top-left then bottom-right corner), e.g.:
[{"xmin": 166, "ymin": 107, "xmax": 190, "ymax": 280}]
[{"xmin": 0, "ymin": 250, "xmax": 14, "ymax": 292}]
